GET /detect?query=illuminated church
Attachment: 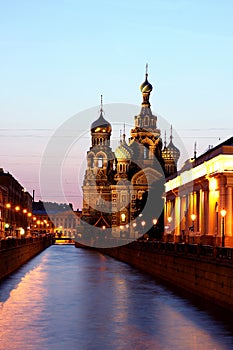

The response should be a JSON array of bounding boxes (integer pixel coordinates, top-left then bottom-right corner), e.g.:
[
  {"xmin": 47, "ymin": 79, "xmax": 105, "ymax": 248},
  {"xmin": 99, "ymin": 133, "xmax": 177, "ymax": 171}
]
[{"xmin": 81, "ymin": 68, "xmax": 180, "ymax": 238}]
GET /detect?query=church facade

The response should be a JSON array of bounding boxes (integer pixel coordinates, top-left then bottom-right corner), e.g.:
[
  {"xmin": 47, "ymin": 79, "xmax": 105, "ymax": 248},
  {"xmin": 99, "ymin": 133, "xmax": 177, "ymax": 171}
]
[{"xmin": 81, "ymin": 69, "xmax": 180, "ymax": 238}]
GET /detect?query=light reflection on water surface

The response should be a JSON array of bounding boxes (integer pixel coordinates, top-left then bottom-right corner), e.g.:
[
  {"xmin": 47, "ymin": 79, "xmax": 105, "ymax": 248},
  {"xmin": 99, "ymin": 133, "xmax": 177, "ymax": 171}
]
[{"xmin": 0, "ymin": 245, "xmax": 232, "ymax": 350}]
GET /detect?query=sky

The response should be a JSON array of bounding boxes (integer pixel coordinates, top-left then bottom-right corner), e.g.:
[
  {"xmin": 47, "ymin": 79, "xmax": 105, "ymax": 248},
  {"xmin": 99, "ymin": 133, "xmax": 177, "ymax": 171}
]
[{"xmin": 0, "ymin": 0, "xmax": 233, "ymax": 209}]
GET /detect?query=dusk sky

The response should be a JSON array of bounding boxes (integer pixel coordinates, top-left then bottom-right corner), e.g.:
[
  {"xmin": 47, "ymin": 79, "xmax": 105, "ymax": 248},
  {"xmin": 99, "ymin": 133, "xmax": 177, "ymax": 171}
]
[{"xmin": 1, "ymin": 0, "xmax": 233, "ymax": 209}]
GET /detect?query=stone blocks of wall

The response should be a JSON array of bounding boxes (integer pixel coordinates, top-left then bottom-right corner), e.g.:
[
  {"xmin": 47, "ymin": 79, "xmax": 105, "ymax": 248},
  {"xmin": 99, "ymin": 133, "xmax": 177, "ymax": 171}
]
[
  {"xmin": 0, "ymin": 238, "xmax": 52, "ymax": 281},
  {"xmin": 99, "ymin": 244, "xmax": 233, "ymax": 311}
]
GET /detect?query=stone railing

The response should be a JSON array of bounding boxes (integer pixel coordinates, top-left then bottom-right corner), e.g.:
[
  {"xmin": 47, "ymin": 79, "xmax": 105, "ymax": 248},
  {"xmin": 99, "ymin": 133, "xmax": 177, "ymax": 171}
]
[
  {"xmin": 0, "ymin": 234, "xmax": 53, "ymax": 251},
  {"xmin": 128, "ymin": 241, "xmax": 233, "ymax": 264}
]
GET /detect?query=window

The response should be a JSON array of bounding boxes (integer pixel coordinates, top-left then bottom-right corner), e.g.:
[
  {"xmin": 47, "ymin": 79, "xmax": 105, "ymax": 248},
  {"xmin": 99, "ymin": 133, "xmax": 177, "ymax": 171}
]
[
  {"xmin": 121, "ymin": 213, "xmax": 126, "ymax": 222},
  {"xmin": 90, "ymin": 156, "xmax": 94, "ymax": 168},
  {"xmin": 144, "ymin": 146, "xmax": 149, "ymax": 159},
  {"xmin": 122, "ymin": 195, "xmax": 126, "ymax": 203},
  {"xmin": 98, "ymin": 155, "xmax": 103, "ymax": 168}
]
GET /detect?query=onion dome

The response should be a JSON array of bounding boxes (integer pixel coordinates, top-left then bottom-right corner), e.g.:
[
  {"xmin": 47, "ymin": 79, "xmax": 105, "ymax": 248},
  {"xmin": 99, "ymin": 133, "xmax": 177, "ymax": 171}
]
[
  {"xmin": 91, "ymin": 113, "xmax": 112, "ymax": 134},
  {"xmin": 91, "ymin": 95, "xmax": 112, "ymax": 134},
  {"xmin": 115, "ymin": 133, "xmax": 133, "ymax": 160},
  {"xmin": 140, "ymin": 69, "xmax": 153, "ymax": 93},
  {"xmin": 140, "ymin": 64, "xmax": 153, "ymax": 107},
  {"xmin": 162, "ymin": 146, "xmax": 172, "ymax": 161},
  {"xmin": 167, "ymin": 142, "xmax": 180, "ymax": 163},
  {"xmin": 167, "ymin": 126, "xmax": 180, "ymax": 163}
]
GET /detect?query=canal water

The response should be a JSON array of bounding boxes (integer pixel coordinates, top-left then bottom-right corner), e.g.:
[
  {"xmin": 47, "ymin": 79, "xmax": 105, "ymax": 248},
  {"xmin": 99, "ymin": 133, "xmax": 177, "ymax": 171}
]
[{"xmin": 0, "ymin": 245, "xmax": 233, "ymax": 350}]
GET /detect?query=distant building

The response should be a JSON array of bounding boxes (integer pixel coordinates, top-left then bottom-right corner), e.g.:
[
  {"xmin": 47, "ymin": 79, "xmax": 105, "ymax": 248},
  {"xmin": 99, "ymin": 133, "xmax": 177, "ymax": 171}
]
[
  {"xmin": 32, "ymin": 201, "xmax": 81, "ymax": 237},
  {"xmin": 81, "ymin": 68, "xmax": 180, "ymax": 238},
  {"xmin": 0, "ymin": 185, "xmax": 7, "ymax": 236},
  {"xmin": 165, "ymin": 137, "xmax": 233, "ymax": 246},
  {"xmin": 0, "ymin": 168, "xmax": 33, "ymax": 238}
]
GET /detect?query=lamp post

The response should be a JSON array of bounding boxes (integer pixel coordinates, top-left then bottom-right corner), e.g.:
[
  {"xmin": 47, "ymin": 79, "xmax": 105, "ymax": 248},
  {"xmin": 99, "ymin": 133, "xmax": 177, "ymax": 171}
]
[
  {"xmin": 167, "ymin": 216, "xmax": 172, "ymax": 242},
  {"xmin": 190, "ymin": 214, "xmax": 196, "ymax": 244},
  {"xmin": 152, "ymin": 218, "xmax": 157, "ymax": 240},
  {"xmin": 133, "ymin": 222, "xmax": 137, "ymax": 238},
  {"xmin": 220, "ymin": 209, "xmax": 227, "ymax": 248},
  {"xmin": 191, "ymin": 214, "xmax": 196, "ymax": 231},
  {"xmin": 141, "ymin": 220, "xmax": 146, "ymax": 240}
]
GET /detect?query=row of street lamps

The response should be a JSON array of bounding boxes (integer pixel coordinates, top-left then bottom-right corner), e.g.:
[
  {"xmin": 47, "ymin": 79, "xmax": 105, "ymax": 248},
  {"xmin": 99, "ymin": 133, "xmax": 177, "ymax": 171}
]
[
  {"xmin": 3, "ymin": 203, "xmax": 33, "ymax": 237},
  {"xmin": 166, "ymin": 209, "xmax": 227, "ymax": 247}
]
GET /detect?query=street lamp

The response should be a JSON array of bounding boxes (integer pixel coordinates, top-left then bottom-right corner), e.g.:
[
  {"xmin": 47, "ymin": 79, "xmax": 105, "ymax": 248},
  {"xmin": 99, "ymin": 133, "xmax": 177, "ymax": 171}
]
[
  {"xmin": 220, "ymin": 209, "xmax": 227, "ymax": 247},
  {"xmin": 132, "ymin": 222, "xmax": 137, "ymax": 238},
  {"xmin": 191, "ymin": 214, "xmax": 196, "ymax": 231}
]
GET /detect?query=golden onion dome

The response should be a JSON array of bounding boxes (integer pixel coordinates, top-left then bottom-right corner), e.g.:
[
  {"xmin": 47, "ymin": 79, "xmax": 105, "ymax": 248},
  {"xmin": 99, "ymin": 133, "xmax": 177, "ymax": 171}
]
[
  {"xmin": 91, "ymin": 112, "xmax": 112, "ymax": 134},
  {"xmin": 115, "ymin": 137, "xmax": 133, "ymax": 160},
  {"xmin": 162, "ymin": 146, "xmax": 173, "ymax": 160},
  {"xmin": 167, "ymin": 141, "xmax": 180, "ymax": 162},
  {"xmin": 140, "ymin": 76, "xmax": 153, "ymax": 93}
]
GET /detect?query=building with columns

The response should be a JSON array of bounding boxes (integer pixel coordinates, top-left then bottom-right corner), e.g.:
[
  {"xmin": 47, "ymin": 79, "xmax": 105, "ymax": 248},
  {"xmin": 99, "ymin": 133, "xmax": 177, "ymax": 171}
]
[
  {"xmin": 164, "ymin": 137, "xmax": 233, "ymax": 246},
  {"xmin": 81, "ymin": 68, "xmax": 180, "ymax": 239}
]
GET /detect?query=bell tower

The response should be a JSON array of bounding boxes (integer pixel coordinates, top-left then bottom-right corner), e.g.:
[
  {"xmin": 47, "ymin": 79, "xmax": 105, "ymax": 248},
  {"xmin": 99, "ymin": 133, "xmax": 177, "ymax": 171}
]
[
  {"xmin": 129, "ymin": 65, "xmax": 163, "ymax": 166},
  {"xmin": 82, "ymin": 96, "xmax": 115, "ymax": 227}
]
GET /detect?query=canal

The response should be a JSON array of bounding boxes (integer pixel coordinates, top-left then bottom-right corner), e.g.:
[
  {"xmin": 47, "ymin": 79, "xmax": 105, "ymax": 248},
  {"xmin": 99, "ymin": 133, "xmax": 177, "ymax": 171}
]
[{"xmin": 0, "ymin": 245, "xmax": 233, "ymax": 350}]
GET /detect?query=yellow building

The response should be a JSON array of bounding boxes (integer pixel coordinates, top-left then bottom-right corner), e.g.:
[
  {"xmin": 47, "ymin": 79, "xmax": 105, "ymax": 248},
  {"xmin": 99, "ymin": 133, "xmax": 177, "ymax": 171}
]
[{"xmin": 164, "ymin": 137, "xmax": 233, "ymax": 247}]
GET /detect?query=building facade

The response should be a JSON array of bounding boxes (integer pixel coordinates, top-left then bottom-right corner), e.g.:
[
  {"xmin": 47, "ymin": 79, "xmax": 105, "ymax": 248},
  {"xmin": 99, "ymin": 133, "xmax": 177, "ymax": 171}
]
[
  {"xmin": 0, "ymin": 168, "xmax": 33, "ymax": 238},
  {"xmin": 81, "ymin": 69, "xmax": 180, "ymax": 238},
  {"xmin": 32, "ymin": 201, "xmax": 81, "ymax": 237},
  {"xmin": 164, "ymin": 137, "xmax": 233, "ymax": 246}
]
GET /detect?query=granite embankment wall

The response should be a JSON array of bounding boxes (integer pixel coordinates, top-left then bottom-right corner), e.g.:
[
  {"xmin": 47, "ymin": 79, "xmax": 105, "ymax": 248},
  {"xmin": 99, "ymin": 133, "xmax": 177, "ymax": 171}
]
[
  {"xmin": 0, "ymin": 236, "xmax": 53, "ymax": 281},
  {"xmin": 96, "ymin": 241, "xmax": 233, "ymax": 311}
]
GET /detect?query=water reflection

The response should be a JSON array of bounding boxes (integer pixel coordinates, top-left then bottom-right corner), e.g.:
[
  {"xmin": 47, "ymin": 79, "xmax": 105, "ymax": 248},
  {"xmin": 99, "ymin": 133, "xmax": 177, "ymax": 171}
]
[{"xmin": 0, "ymin": 245, "xmax": 232, "ymax": 350}]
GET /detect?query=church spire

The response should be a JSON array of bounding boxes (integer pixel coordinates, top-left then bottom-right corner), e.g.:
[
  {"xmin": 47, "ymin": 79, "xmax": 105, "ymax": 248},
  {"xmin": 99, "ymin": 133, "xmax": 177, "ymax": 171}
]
[
  {"xmin": 145, "ymin": 63, "xmax": 148, "ymax": 79},
  {"xmin": 164, "ymin": 130, "xmax": 167, "ymax": 148},
  {"xmin": 140, "ymin": 63, "xmax": 153, "ymax": 108},
  {"xmin": 122, "ymin": 123, "xmax": 126, "ymax": 143},
  {"xmin": 100, "ymin": 94, "xmax": 103, "ymax": 116},
  {"xmin": 170, "ymin": 125, "xmax": 173, "ymax": 143}
]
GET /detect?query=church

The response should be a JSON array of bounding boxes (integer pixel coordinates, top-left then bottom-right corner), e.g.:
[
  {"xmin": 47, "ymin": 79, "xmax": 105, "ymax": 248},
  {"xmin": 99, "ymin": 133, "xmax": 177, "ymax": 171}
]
[{"xmin": 81, "ymin": 68, "xmax": 180, "ymax": 239}]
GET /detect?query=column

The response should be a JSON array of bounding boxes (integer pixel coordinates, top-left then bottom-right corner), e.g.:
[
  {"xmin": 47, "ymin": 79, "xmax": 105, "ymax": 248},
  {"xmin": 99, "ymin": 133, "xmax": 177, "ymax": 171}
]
[
  {"xmin": 199, "ymin": 189, "xmax": 203, "ymax": 234},
  {"xmin": 226, "ymin": 186, "xmax": 232, "ymax": 236},
  {"xmin": 203, "ymin": 190, "xmax": 209, "ymax": 235},
  {"xmin": 175, "ymin": 196, "xmax": 180, "ymax": 236},
  {"xmin": 219, "ymin": 175, "xmax": 226, "ymax": 239}
]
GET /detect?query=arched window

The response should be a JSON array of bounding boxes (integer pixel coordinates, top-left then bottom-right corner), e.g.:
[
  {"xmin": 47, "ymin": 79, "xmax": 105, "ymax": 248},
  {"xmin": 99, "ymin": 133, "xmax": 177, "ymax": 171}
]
[
  {"xmin": 143, "ymin": 146, "xmax": 149, "ymax": 159},
  {"xmin": 90, "ymin": 156, "xmax": 94, "ymax": 168},
  {"xmin": 98, "ymin": 155, "xmax": 103, "ymax": 168},
  {"xmin": 121, "ymin": 213, "xmax": 126, "ymax": 222}
]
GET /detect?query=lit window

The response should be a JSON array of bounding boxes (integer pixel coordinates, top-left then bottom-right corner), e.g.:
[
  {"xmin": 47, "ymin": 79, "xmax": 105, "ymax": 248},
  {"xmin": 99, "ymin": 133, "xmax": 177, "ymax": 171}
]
[{"xmin": 121, "ymin": 213, "xmax": 126, "ymax": 222}]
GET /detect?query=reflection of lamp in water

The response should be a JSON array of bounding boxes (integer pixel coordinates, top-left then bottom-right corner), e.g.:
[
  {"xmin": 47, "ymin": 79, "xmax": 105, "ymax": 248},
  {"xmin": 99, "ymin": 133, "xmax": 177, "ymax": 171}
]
[
  {"xmin": 168, "ymin": 216, "xmax": 172, "ymax": 223},
  {"xmin": 220, "ymin": 209, "xmax": 227, "ymax": 248}
]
